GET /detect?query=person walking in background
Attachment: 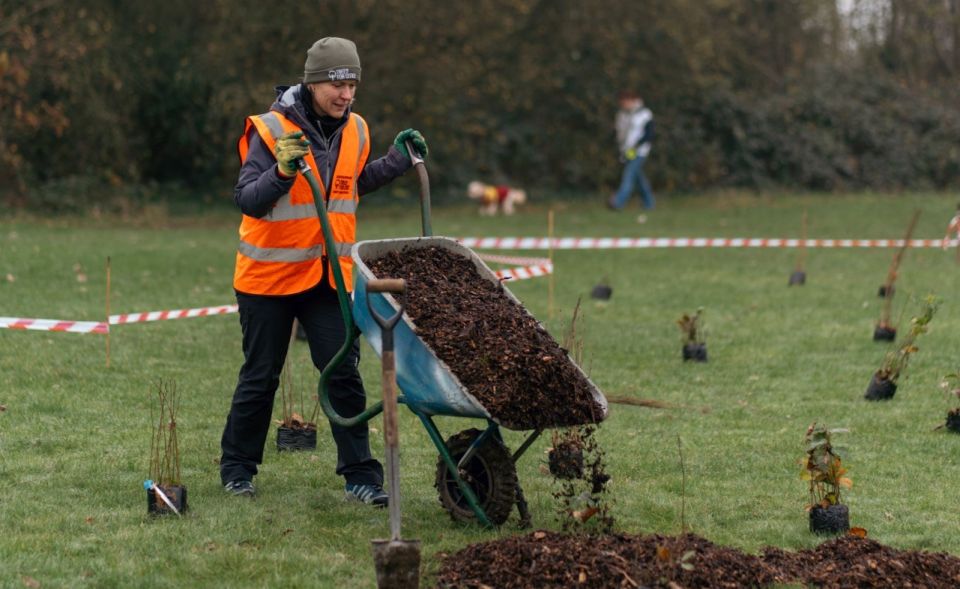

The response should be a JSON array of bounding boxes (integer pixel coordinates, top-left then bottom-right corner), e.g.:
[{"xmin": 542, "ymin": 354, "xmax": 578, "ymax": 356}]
[
  {"xmin": 220, "ymin": 36, "xmax": 428, "ymax": 506},
  {"xmin": 609, "ymin": 90, "xmax": 655, "ymax": 211}
]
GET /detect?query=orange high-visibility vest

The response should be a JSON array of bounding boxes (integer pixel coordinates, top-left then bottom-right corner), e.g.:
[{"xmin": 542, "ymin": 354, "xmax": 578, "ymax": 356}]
[{"xmin": 234, "ymin": 110, "xmax": 370, "ymax": 295}]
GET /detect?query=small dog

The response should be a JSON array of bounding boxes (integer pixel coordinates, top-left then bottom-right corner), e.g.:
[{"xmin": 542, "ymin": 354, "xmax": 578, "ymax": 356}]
[{"xmin": 467, "ymin": 181, "xmax": 527, "ymax": 216}]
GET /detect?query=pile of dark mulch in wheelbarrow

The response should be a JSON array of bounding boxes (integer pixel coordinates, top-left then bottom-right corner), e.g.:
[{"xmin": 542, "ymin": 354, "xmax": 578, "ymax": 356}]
[
  {"xmin": 367, "ymin": 247, "xmax": 604, "ymax": 430},
  {"xmin": 434, "ymin": 530, "xmax": 960, "ymax": 588}
]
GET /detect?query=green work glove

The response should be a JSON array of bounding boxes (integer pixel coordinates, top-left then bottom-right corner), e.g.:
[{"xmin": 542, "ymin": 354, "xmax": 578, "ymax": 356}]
[
  {"xmin": 393, "ymin": 129, "xmax": 429, "ymax": 161},
  {"xmin": 274, "ymin": 131, "xmax": 311, "ymax": 177},
  {"xmin": 625, "ymin": 147, "xmax": 638, "ymax": 161}
]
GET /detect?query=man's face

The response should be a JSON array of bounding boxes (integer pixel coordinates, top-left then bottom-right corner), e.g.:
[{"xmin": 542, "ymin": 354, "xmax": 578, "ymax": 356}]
[{"xmin": 310, "ymin": 81, "xmax": 357, "ymax": 118}]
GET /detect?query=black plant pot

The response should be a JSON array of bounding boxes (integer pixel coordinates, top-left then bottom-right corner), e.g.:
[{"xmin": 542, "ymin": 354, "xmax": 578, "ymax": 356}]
[
  {"xmin": 946, "ymin": 410, "xmax": 960, "ymax": 433},
  {"xmin": 682, "ymin": 343, "xmax": 708, "ymax": 362},
  {"xmin": 591, "ymin": 284, "xmax": 612, "ymax": 301},
  {"xmin": 547, "ymin": 441, "xmax": 585, "ymax": 480},
  {"xmin": 277, "ymin": 425, "xmax": 317, "ymax": 451},
  {"xmin": 809, "ymin": 504, "xmax": 849, "ymax": 535},
  {"xmin": 788, "ymin": 270, "xmax": 806, "ymax": 286},
  {"xmin": 878, "ymin": 284, "xmax": 894, "ymax": 298},
  {"xmin": 872, "ymin": 324, "xmax": 897, "ymax": 342},
  {"xmin": 864, "ymin": 372, "xmax": 897, "ymax": 401},
  {"xmin": 147, "ymin": 484, "xmax": 188, "ymax": 515}
]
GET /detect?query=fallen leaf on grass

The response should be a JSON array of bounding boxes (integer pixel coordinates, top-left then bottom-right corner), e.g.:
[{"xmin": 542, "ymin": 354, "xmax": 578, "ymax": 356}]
[
  {"xmin": 573, "ymin": 507, "xmax": 599, "ymax": 523},
  {"xmin": 22, "ymin": 576, "xmax": 40, "ymax": 588},
  {"xmin": 656, "ymin": 545, "xmax": 671, "ymax": 561},
  {"xmin": 533, "ymin": 531, "xmax": 547, "ymax": 540},
  {"xmin": 0, "ymin": 404, "xmax": 6, "ymax": 412},
  {"xmin": 5, "ymin": 274, "xmax": 14, "ymax": 283},
  {"xmin": 849, "ymin": 527, "xmax": 868, "ymax": 538},
  {"xmin": 84, "ymin": 516, "xmax": 94, "ymax": 524}
]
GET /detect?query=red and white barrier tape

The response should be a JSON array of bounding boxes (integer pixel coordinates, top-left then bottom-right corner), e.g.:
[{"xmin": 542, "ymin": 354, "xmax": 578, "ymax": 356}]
[
  {"xmin": 0, "ymin": 265, "xmax": 560, "ymax": 334},
  {"xmin": 494, "ymin": 263, "xmax": 553, "ymax": 281},
  {"xmin": 1, "ymin": 304, "xmax": 239, "ymax": 334},
  {"xmin": 109, "ymin": 304, "xmax": 238, "ymax": 325},
  {"xmin": 0, "ymin": 317, "xmax": 109, "ymax": 334},
  {"xmin": 477, "ymin": 252, "xmax": 551, "ymax": 266},
  {"xmin": 460, "ymin": 237, "xmax": 958, "ymax": 250}
]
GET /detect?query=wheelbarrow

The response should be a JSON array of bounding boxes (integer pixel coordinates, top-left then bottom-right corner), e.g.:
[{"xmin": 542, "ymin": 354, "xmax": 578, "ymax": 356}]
[{"xmin": 297, "ymin": 148, "xmax": 608, "ymax": 527}]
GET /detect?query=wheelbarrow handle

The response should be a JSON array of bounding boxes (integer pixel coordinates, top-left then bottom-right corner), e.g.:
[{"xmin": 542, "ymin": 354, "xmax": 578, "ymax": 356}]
[
  {"xmin": 404, "ymin": 140, "xmax": 424, "ymax": 167},
  {"xmin": 404, "ymin": 141, "xmax": 432, "ymax": 238},
  {"xmin": 367, "ymin": 278, "xmax": 406, "ymax": 295}
]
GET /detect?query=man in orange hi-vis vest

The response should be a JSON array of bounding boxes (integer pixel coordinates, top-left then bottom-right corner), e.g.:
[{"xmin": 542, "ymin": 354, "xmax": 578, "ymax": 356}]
[{"xmin": 220, "ymin": 37, "xmax": 428, "ymax": 506}]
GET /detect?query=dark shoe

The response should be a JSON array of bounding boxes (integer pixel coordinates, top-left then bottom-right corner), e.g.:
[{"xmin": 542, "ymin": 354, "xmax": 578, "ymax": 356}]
[
  {"xmin": 224, "ymin": 480, "xmax": 256, "ymax": 497},
  {"xmin": 345, "ymin": 483, "xmax": 388, "ymax": 507}
]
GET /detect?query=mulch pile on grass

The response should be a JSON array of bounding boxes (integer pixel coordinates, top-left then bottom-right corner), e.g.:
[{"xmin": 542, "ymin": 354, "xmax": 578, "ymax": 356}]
[
  {"xmin": 435, "ymin": 530, "xmax": 960, "ymax": 588},
  {"xmin": 367, "ymin": 246, "xmax": 604, "ymax": 430}
]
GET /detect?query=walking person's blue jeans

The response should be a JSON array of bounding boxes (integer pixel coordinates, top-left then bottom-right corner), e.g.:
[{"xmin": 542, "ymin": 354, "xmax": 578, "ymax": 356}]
[{"xmin": 611, "ymin": 154, "xmax": 655, "ymax": 210}]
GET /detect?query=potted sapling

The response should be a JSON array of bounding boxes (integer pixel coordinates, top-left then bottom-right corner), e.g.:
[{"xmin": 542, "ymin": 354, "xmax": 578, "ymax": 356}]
[
  {"xmin": 937, "ymin": 369, "xmax": 960, "ymax": 434},
  {"xmin": 873, "ymin": 285, "xmax": 898, "ymax": 342},
  {"xmin": 678, "ymin": 307, "xmax": 707, "ymax": 362},
  {"xmin": 590, "ymin": 277, "xmax": 612, "ymax": 301},
  {"xmin": 145, "ymin": 379, "xmax": 187, "ymax": 516},
  {"xmin": 877, "ymin": 209, "xmax": 920, "ymax": 299},
  {"xmin": 865, "ymin": 295, "xmax": 939, "ymax": 401},
  {"xmin": 276, "ymin": 358, "xmax": 317, "ymax": 451},
  {"xmin": 801, "ymin": 422, "xmax": 852, "ymax": 535}
]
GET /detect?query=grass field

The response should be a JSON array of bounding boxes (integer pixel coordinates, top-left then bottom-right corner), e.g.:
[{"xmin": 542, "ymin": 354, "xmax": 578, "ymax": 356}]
[{"xmin": 2, "ymin": 191, "xmax": 960, "ymax": 588}]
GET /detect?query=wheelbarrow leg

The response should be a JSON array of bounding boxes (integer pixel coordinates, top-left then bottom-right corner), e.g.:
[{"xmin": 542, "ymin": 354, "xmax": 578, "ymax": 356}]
[
  {"xmin": 415, "ymin": 411, "xmax": 494, "ymax": 528},
  {"xmin": 510, "ymin": 428, "xmax": 542, "ymax": 529}
]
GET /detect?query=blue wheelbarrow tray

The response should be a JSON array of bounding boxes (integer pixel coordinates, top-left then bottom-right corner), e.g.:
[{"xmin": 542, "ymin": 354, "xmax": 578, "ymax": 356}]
[{"xmin": 352, "ymin": 236, "xmax": 609, "ymax": 432}]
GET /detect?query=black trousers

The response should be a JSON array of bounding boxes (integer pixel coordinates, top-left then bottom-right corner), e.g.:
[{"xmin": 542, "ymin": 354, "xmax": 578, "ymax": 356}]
[{"xmin": 220, "ymin": 281, "xmax": 383, "ymax": 486}]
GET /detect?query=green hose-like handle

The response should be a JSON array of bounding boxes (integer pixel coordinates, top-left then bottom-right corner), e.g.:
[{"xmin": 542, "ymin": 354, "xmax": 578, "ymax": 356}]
[{"xmin": 298, "ymin": 160, "xmax": 384, "ymax": 427}]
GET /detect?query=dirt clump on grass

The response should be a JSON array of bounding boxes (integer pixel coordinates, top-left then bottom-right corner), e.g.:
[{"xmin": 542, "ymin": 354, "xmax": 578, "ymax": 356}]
[
  {"xmin": 435, "ymin": 531, "xmax": 960, "ymax": 588},
  {"xmin": 367, "ymin": 247, "xmax": 604, "ymax": 430}
]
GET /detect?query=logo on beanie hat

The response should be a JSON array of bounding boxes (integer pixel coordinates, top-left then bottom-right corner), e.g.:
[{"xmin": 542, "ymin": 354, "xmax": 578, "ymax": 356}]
[{"xmin": 328, "ymin": 68, "xmax": 359, "ymax": 81}]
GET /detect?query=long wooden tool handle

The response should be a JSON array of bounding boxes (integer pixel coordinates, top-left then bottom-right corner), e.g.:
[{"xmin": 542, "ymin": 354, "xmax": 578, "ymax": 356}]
[
  {"xmin": 381, "ymin": 348, "xmax": 402, "ymax": 541},
  {"xmin": 368, "ymin": 278, "xmax": 406, "ymax": 294}
]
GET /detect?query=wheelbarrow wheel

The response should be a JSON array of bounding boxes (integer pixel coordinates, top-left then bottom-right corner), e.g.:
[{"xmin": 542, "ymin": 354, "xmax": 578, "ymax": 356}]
[{"xmin": 435, "ymin": 428, "xmax": 518, "ymax": 526}]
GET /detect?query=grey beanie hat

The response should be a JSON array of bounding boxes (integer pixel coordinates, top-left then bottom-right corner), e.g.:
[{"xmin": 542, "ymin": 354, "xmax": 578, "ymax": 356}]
[{"xmin": 303, "ymin": 37, "xmax": 361, "ymax": 84}]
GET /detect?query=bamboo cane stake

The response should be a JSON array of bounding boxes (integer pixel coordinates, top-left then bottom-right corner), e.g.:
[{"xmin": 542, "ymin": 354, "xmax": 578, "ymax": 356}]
[
  {"xmin": 880, "ymin": 209, "xmax": 921, "ymax": 325},
  {"xmin": 105, "ymin": 256, "xmax": 111, "ymax": 368},
  {"xmin": 548, "ymin": 209, "xmax": 555, "ymax": 320},
  {"xmin": 795, "ymin": 210, "xmax": 808, "ymax": 272}
]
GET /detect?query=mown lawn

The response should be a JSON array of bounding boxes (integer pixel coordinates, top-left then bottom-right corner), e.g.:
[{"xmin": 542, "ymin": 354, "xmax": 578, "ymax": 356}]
[{"xmin": 2, "ymin": 191, "xmax": 959, "ymax": 588}]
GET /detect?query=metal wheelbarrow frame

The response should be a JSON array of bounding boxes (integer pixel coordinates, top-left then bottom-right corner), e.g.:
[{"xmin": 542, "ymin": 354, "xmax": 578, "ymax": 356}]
[{"xmin": 297, "ymin": 152, "xmax": 607, "ymax": 528}]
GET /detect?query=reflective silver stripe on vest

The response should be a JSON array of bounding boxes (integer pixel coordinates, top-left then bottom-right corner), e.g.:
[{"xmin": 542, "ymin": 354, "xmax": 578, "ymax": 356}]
[
  {"xmin": 265, "ymin": 202, "xmax": 320, "ymax": 221},
  {"xmin": 267, "ymin": 195, "xmax": 355, "ymax": 217},
  {"xmin": 352, "ymin": 115, "xmax": 367, "ymax": 199},
  {"xmin": 259, "ymin": 111, "xmax": 285, "ymax": 141},
  {"xmin": 334, "ymin": 241, "xmax": 353, "ymax": 257},
  {"xmin": 327, "ymin": 199, "xmax": 357, "ymax": 214},
  {"xmin": 238, "ymin": 240, "xmax": 354, "ymax": 261},
  {"xmin": 354, "ymin": 115, "xmax": 367, "ymax": 161}
]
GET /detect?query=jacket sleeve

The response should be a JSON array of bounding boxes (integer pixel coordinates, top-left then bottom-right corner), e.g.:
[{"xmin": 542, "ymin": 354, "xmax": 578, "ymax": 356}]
[
  {"xmin": 638, "ymin": 119, "xmax": 655, "ymax": 146},
  {"xmin": 234, "ymin": 130, "xmax": 296, "ymax": 218},
  {"xmin": 357, "ymin": 145, "xmax": 412, "ymax": 197}
]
